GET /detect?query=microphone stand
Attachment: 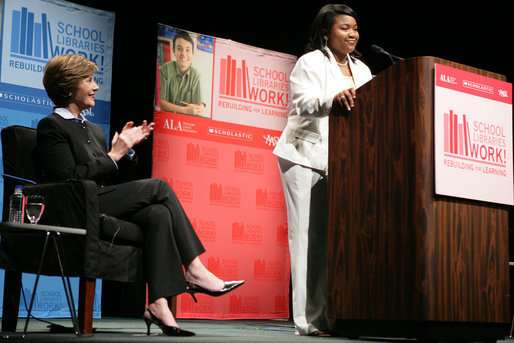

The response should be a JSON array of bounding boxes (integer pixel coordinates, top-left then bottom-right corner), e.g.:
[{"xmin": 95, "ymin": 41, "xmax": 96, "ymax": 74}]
[{"xmin": 370, "ymin": 44, "xmax": 404, "ymax": 65}]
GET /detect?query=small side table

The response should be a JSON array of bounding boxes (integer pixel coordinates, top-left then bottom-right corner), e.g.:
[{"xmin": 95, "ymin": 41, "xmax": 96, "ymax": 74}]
[{"xmin": 0, "ymin": 222, "xmax": 86, "ymax": 336}]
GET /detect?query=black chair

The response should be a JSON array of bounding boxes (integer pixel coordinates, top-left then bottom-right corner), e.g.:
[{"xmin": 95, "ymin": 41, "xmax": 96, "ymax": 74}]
[{"xmin": 0, "ymin": 125, "xmax": 147, "ymax": 334}]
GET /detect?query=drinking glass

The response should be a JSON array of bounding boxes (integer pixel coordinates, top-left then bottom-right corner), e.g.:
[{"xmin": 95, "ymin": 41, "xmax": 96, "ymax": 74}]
[{"xmin": 25, "ymin": 195, "xmax": 45, "ymax": 224}]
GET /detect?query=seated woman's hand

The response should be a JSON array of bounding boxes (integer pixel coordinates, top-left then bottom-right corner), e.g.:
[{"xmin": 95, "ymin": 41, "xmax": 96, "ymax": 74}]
[
  {"xmin": 139, "ymin": 120, "xmax": 155, "ymax": 142},
  {"xmin": 108, "ymin": 120, "xmax": 155, "ymax": 161}
]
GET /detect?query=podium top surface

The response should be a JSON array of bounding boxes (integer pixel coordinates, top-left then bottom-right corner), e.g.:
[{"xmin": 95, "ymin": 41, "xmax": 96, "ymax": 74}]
[{"xmin": 378, "ymin": 56, "xmax": 506, "ymax": 81}]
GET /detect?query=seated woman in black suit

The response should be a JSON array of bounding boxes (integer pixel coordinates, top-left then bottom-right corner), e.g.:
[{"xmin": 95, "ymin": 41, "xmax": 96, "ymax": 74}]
[{"xmin": 36, "ymin": 54, "xmax": 243, "ymax": 337}]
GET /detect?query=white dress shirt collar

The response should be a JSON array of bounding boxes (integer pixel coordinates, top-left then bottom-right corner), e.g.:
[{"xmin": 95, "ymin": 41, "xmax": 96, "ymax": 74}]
[{"xmin": 54, "ymin": 107, "xmax": 87, "ymax": 122}]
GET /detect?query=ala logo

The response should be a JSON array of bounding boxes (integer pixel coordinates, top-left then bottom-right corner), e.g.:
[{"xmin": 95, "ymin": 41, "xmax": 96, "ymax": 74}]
[
  {"xmin": 159, "ymin": 116, "xmax": 197, "ymax": 133},
  {"xmin": 440, "ymin": 74, "xmax": 457, "ymax": 85},
  {"xmin": 163, "ymin": 118, "xmax": 183, "ymax": 131},
  {"xmin": 263, "ymin": 134, "xmax": 279, "ymax": 147}
]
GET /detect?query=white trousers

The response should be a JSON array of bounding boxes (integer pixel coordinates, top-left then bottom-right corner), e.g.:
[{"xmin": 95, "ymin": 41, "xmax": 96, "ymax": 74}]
[{"xmin": 278, "ymin": 157, "xmax": 330, "ymax": 335}]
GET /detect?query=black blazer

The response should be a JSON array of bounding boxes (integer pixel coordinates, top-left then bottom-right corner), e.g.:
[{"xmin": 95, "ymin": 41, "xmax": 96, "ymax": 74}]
[{"xmin": 35, "ymin": 113, "xmax": 134, "ymax": 186}]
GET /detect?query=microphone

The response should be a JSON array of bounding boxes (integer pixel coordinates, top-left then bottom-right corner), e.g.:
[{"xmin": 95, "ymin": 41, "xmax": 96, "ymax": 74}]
[{"xmin": 370, "ymin": 44, "xmax": 404, "ymax": 64}]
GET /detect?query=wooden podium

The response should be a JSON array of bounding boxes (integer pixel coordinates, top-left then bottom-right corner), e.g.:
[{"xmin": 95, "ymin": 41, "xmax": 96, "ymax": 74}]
[{"xmin": 328, "ymin": 56, "xmax": 510, "ymax": 341}]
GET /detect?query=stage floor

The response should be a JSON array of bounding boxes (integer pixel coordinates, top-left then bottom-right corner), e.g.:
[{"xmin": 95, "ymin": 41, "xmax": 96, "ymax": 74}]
[{"xmin": 1, "ymin": 318, "xmax": 513, "ymax": 342}]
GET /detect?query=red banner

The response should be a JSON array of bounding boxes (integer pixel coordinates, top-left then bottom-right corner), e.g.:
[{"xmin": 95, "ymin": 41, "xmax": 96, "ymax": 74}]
[{"xmin": 153, "ymin": 24, "xmax": 296, "ymax": 319}]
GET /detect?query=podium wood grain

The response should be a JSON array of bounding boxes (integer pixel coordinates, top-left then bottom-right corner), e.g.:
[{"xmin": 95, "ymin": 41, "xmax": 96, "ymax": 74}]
[{"xmin": 328, "ymin": 57, "xmax": 510, "ymax": 325}]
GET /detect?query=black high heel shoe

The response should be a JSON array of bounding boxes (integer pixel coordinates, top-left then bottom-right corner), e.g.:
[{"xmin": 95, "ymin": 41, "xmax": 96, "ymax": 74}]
[
  {"xmin": 144, "ymin": 308, "xmax": 195, "ymax": 336},
  {"xmin": 186, "ymin": 280, "xmax": 244, "ymax": 302}
]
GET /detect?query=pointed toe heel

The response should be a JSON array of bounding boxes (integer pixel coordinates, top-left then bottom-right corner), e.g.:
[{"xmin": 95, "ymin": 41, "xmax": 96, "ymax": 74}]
[
  {"xmin": 186, "ymin": 280, "xmax": 245, "ymax": 301},
  {"xmin": 144, "ymin": 308, "xmax": 195, "ymax": 336}
]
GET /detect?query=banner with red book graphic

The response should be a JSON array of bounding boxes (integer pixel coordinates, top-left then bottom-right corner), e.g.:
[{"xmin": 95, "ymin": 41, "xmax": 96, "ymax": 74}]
[
  {"xmin": 153, "ymin": 23, "xmax": 296, "ymax": 319},
  {"xmin": 434, "ymin": 63, "xmax": 513, "ymax": 205}
]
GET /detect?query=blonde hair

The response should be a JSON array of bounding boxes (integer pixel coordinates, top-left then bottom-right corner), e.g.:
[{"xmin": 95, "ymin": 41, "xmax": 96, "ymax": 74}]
[{"xmin": 43, "ymin": 54, "xmax": 98, "ymax": 107}]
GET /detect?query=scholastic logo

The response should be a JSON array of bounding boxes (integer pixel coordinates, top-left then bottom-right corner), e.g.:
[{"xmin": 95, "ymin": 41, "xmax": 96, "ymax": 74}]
[
  {"xmin": 0, "ymin": 91, "xmax": 53, "ymax": 107},
  {"xmin": 208, "ymin": 126, "xmax": 253, "ymax": 141},
  {"xmin": 463, "ymin": 80, "xmax": 494, "ymax": 94}
]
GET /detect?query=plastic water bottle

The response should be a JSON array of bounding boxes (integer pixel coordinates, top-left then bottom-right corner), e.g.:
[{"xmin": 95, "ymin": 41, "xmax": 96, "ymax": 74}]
[{"xmin": 8, "ymin": 185, "xmax": 25, "ymax": 223}]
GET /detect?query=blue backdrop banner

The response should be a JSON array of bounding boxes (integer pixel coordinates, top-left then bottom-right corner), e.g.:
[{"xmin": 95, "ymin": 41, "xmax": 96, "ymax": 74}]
[{"xmin": 0, "ymin": 0, "xmax": 115, "ymax": 319}]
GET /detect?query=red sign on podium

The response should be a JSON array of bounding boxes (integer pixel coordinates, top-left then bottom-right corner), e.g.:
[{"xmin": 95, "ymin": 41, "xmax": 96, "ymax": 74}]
[{"xmin": 434, "ymin": 63, "xmax": 513, "ymax": 205}]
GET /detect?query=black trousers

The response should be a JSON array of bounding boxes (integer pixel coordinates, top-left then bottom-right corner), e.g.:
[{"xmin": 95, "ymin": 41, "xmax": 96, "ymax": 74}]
[{"xmin": 98, "ymin": 178, "xmax": 205, "ymax": 302}]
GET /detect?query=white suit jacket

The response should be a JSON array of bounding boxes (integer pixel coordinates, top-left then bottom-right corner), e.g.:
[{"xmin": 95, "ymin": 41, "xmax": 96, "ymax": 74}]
[{"xmin": 273, "ymin": 48, "xmax": 373, "ymax": 173}]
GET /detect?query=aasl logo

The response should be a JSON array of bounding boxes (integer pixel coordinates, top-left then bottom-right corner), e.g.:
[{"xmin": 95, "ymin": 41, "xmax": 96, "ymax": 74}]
[{"xmin": 263, "ymin": 134, "xmax": 279, "ymax": 147}]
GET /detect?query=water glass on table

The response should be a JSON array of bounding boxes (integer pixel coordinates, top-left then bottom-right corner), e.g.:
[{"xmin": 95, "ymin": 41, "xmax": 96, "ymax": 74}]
[{"xmin": 25, "ymin": 195, "xmax": 45, "ymax": 224}]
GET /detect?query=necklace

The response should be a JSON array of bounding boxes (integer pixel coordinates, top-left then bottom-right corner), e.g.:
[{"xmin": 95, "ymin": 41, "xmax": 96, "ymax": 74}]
[{"xmin": 337, "ymin": 60, "xmax": 348, "ymax": 67}]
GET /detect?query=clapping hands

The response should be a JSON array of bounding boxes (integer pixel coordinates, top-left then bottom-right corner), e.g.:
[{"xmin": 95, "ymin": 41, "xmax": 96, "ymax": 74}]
[{"xmin": 108, "ymin": 120, "xmax": 155, "ymax": 162}]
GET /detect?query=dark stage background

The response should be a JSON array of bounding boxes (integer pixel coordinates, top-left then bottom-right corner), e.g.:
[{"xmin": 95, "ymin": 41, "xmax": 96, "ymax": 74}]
[
  {"xmin": 64, "ymin": 0, "xmax": 514, "ymax": 317},
  {"xmin": 67, "ymin": 0, "xmax": 513, "ymax": 180}
]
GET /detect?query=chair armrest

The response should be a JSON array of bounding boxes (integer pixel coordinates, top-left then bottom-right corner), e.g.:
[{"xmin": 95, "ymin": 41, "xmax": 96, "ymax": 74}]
[
  {"xmin": 22, "ymin": 180, "xmax": 102, "ymax": 278},
  {"xmin": 23, "ymin": 180, "xmax": 99, "ymax": 230}
]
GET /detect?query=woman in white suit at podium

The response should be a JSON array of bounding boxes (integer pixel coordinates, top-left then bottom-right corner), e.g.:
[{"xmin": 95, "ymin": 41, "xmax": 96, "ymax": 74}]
[{"xmin": 273, "ymin": 3, "xmax": 373, "ymax": 336}]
